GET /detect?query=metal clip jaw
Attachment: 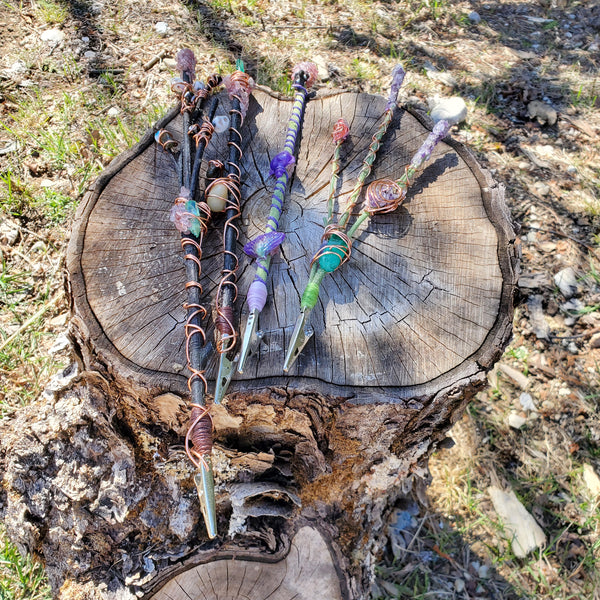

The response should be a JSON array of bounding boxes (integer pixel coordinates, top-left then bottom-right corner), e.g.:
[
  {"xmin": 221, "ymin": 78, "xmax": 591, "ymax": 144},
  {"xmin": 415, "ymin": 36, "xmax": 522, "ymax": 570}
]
[
  {"xmin": 283, "ymin": 309, "xmax": 314, "ymax": 372},
  {"xmin": 194, "ymin": 457, "xmax": 217, "ymax": 539},
  {"xmin": 214, "ymin": 349, "xmax": 235, "ymax": 404},
  {"xmin": 236, "ymin": 309, "xmax": 265, "ymax": 374}
]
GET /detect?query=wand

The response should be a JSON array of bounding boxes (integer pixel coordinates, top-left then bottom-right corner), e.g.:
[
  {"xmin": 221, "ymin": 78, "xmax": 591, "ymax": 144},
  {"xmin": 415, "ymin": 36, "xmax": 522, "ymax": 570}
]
[
  {"xmin": 284, "ymin": 112, "xmax": 450, "ymax": 371},
  {"xmin": 283, "ymin": 64, "xmax": 406, "ymax": 371},
  {"xmin": 164, "ymin": 50, "xmax": 224, "ymax": 539},
  {"xmin": 213, "ymin": 62, "xmax": 254, "ymax": 404},
  {"xmin": 236, "ymin": 61, "xmax": 318, "ymax": 375}
]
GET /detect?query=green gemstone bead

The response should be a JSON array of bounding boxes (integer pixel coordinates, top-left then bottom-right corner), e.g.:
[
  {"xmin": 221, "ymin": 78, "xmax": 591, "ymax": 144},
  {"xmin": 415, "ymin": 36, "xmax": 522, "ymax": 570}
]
[{"xmin": 318, "ymin": 234, "xmax": 349, "ymax": 273}]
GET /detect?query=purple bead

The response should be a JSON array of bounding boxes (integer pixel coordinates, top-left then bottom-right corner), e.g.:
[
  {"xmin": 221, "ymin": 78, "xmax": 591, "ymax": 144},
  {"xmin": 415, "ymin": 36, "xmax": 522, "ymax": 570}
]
[
  {"xmin": 247, "ymin": 281, "xmax": 268, "ymax": 312},
  {"xmin": 244, "ymin": 231, "xmax": 286, "ymax": 258},
  {"xmin": 269, "ymin": 151, "xmax": 295, "ymax": 178}
]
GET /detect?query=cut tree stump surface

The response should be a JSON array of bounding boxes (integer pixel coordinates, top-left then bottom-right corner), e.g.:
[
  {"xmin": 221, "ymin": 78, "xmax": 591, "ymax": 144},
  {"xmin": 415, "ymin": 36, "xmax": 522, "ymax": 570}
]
[
  {"xmin": 68, "ymin": 86, "xmax": 516, "ymax": 401},
  {"xmin": 1, "ymin": 85, "xmax": 518, "ymax": 600}
]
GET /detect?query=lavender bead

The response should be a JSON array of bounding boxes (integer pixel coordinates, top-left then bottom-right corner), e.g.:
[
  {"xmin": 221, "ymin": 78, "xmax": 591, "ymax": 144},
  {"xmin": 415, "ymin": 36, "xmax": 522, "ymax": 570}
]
[
  {"xmin": 246, "ymin": 280, "xmax": 268, "ymax": 312},
  {"xmin": 269, "ymin": 151, "xmax": 295, "ymax": 178}
]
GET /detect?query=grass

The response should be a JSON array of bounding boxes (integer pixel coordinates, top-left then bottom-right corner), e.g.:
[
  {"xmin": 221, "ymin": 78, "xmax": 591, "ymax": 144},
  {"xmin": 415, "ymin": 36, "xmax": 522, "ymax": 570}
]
[
  {"xmin": 0, "ymin": 527, "xmax": 52, "ymax": 600},
  {"xmin": 1, "ymin": 0, "xmax": 600, "ymax": 597}
]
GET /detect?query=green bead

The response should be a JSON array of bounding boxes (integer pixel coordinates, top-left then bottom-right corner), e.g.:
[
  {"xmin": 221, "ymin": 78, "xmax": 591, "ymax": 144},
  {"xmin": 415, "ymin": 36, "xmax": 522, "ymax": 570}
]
[
  {"xmin": 301, "ymin": 282, "xmax": 320, "ymax": 310},
  {"xmin": 318, "ymin": 234, "xmax": 349, "ymax": 273}
]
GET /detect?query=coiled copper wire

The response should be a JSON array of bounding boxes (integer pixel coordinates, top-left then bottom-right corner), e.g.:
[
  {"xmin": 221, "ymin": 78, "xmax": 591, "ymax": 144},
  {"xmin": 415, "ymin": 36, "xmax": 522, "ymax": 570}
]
[
  {"xmin": 191, "ymin": 117, "xmax": 216, "ymax": 147},
  {"xmin": 213, "ymin": 173, "xmax": 242, "ymax": 354},
  {"xmin": 178, "ymin": 199, "xmax": 213, "ymax": 465},
  {"xmin": 364, "ymin": 178, "xmax": 406, "ymax": 215},
  {"xmin": 171, "ymin": 80, "xmax": 196, "ymax": 113},
  {"xmin": 185, "ymin": 403, "xmax": 213, "ymax": 469},
  {"xmin": 155, "ymin": 129, "xmax": 180, "ymax": 153},
  {"xmin": 213, "ymin": 73, "xmax": 250, "ymax": 355},
  {"xmin": 310, "ymin": 224, "xmax": 352, "ymax": 269}
]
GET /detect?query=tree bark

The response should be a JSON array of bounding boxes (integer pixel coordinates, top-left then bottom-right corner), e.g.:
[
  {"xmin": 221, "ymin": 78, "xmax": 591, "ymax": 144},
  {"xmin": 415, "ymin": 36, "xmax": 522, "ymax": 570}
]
[{"xmin": 0, "ymin": 86, "xmax": 518, "ymax": 600}]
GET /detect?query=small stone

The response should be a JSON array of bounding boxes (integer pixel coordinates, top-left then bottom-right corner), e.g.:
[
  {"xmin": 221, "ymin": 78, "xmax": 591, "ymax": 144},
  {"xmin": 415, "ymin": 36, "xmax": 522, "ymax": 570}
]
[
  {"xmin": 81, "ymin": 36, "xmax": 90, "ymax": 43},
  {"xmin": 41, "ymin": 28, "xmax": 65, "ymax": 43},
  {"xmin": 7, "ymin": 60, "xmax": 27, "ymax": 75},
  {"xmin": 583, "ymin": 464, "xmax": 600, "ymax": 498},
  {"xmin": 527, "ymin": 100, "xmax": 558, "ymax": 126},
  {"xmin": 425, "ymin": 64, "xmax": 458, "ymax": 88},
  {"xmin": 163, "ymin": 58, "xmax": 177, "ymax": 69},
  {"xmin": 534, "ymin": 182, "xmax": 550, "ymax": 196},
  {"xmin": 554, "ymin": 267, "xmax": 578, "ymax": 298},
  {"xmin": 590, "ymin": 332, "xmax": 600, "ymax": 349},
  {"xmin": 455, "ymin": 578, "xmax": 465, "ymax": 593},
  {"xmin": 518, "ymin": 161, "xmax": 529, "ymax": 170},
  {"xmin": 468, "ymin": 11, "xmax": 481, "ymax": 23},
  {"xmin": 0, "ymin": 220, "xmax": 19, "ymax": 245},
  {"xmin": 488, "ymin": 486, "xmax": 546, "ymax": 557},
  {"xmin": 429, "ymin": 96, "xmax": 468, "ymax": 125},
  {"xmin": 155, "ymin": 21, "xmax": 169, "ymax": 35},
  {"xmin": 567, "ymin": 165, "xmax": 577, "ymax": 174},
  {"xmin": 313, "ymin": 55, "xmax": 330, "ymax": 82},
  {"xmin": 107, "ymin": 107, "xmax": 120, "ymax": 117},
  {"xmin": 520, "ymin": 392, "xmax": 537, "ymax": 411},
  {"xmin": 84, "ymin": 50, "xmax": 97, "ymax": 59},
  {"xmin": 507, "ymin": 412, "xmax": 527, "ymax": 429},
  {"xmin": 478, "ymin": 564, "xmax": 490, "ymax": 579}
]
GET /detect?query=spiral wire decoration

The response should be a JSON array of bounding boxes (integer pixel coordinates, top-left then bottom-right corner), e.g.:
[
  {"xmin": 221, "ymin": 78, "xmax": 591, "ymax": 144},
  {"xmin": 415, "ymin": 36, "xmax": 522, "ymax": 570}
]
[
  {"xmin": 214, "ymin": 70, "xmax": 252, "ymax": 355},
  {"xmin": 155, "ymin": 129, "xmax": 180, "ymax": 153},
  {"xmin": 364, "ymin": 177, "xmax": 406, "ymax": 215},
  {"xmin": 310, "ymin": 224, "xmax": 352, "ymax": 270},
  {"xmin": 178, "ymin": 199, "xmax": 214, "ymax": 468}
]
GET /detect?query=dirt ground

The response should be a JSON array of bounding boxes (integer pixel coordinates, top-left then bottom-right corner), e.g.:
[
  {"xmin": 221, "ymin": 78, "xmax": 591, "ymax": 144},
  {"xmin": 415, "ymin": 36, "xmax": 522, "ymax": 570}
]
[{"xmin": 1, "ymin": 0, "xmax": 599, "ymax": 598}]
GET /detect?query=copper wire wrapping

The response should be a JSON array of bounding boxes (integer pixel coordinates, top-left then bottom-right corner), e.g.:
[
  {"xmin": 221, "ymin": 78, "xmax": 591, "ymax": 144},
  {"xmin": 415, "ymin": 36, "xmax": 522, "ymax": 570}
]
[
  {"xmin": 185, "ymin": 403, "xmax": 213, "ymax": 468},
  {"xmin": 179, "ymin": 200, "xmax": 211, "ymax": 391},
  {"xmin": 364, "ymin": 178, "xmax": 406, "ymax": 214},
  {"xmin": 310, "ymin": 224, "xmax": 352, "ymax": 269},
  {"xmin": 212, "ymin": 73, "xmax": 250, "ymax": 354},
  {"xmin": 191, "ymin": 117, "xmax": 215, "ymax": 147},
  {"xmin": 155, "ymin": 129, "xmax": 179, "ymax": 153},
  {"xmin": 179, "ymin": 201, "xmax": 213, "ymax": 467},
  {"xmin": 213, "ymin": 173, "xmax": 242, "ymax": 354}
]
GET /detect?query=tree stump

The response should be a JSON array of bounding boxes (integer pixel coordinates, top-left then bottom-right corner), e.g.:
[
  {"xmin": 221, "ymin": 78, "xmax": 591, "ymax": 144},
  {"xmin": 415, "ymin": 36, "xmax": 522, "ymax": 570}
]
[{"xmin": 0, "ymin": 86, "xmax": 517, "ymax": 600}]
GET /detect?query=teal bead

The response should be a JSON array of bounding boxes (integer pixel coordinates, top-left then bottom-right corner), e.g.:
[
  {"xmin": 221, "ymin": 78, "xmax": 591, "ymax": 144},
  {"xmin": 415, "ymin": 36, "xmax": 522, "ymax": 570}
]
[{"xmin": 318, "ymin": 234, "xmax": 349, "ymax": 273}]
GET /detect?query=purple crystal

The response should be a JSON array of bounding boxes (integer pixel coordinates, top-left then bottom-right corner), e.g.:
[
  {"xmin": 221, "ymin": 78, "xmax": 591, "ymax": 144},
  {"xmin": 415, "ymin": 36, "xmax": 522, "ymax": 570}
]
[
  {"xmin": 176, "ymin": 48, "xmax": 196, "ymax": 77},
  {"xmin": 410, "ymin": 120, "xmax": 450, "ymax": 170},
  {"xmin": 292, "ymin": 62, "xmax": 319, "ymax": 88},
  {"xmin": 386, "ymin": 64, "xmax": 406, "ymax": 111},
  {"xmin": 269, "ymin": 151, "xmax": 295, "ymax": 178},
  {"xmin": 244, "ymin": 231, "xmax": 286, "ymax": 258}
]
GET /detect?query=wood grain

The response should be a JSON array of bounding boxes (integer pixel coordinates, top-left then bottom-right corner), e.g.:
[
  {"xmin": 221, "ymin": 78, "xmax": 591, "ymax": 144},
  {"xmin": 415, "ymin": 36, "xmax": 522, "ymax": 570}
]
[
  {"xmin": 68, "ymin": 87, "xmax": 513, "ymax": 399},
  {"xmin": 148, "ymin": 527, "xmax": 342, "ymax": 600}
]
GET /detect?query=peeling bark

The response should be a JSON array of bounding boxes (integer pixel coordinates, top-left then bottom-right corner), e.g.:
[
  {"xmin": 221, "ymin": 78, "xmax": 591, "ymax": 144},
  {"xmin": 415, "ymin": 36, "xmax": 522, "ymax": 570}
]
[{"xmin": 1, "ymin": 86, "xmax": 517, "ymax": 599}]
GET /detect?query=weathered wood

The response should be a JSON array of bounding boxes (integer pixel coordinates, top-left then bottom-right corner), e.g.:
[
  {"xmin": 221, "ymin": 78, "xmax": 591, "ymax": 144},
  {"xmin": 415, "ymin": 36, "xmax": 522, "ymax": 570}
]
[
  {"xmin": 0, "ymin": 85, "xmax": 517, "ymax": 600},
  {"xmin": 67, "ymin": 86, "xmax": 516, "ymax": 401}
]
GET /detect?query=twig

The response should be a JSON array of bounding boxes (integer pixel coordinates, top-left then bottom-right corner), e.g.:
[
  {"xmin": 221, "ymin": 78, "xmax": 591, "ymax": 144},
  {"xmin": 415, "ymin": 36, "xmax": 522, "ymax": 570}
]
[
  {"xmin": 143, "ymin": 50, "xmax": 168, "ymax": 71},
  {"xmin": 0, "ymin": 291, "xmax": 64, "ymax": 353}
]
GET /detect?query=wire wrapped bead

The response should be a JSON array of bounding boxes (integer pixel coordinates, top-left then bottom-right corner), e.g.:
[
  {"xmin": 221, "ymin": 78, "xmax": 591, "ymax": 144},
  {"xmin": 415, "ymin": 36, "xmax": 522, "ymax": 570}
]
[{"xmin": 364, "ymin": 179, "xmax": 406, "ymax": 214}]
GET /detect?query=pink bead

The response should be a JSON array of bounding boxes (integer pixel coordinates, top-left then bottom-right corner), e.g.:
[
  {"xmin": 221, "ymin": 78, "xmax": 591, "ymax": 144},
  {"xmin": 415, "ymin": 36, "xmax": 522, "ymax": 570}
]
[{"xmin": 247, "ymin": 281, "xmax": 268, "ymax": 312}]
